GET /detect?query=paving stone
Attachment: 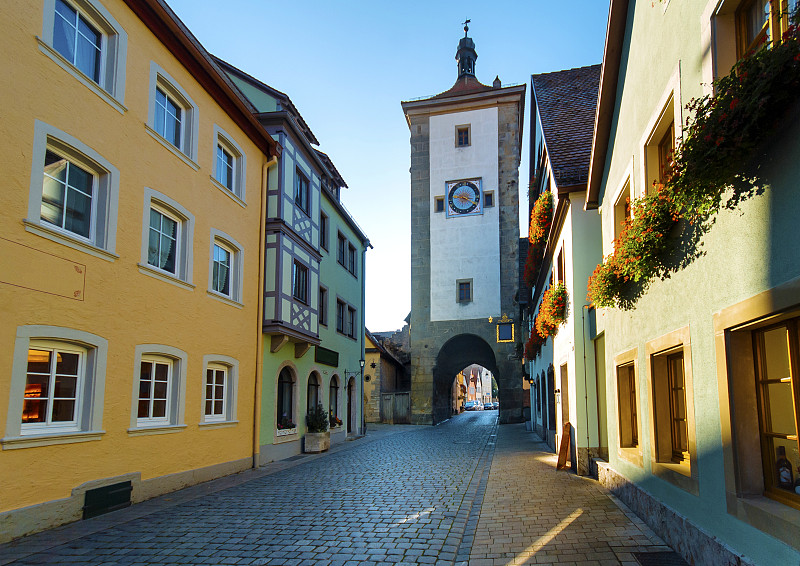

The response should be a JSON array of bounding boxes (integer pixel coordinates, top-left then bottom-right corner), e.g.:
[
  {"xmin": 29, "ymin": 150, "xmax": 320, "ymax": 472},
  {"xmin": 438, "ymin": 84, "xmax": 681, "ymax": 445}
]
[{"xmin": 0, "ymin": 416, "xmax": 682, "ymax": 566}]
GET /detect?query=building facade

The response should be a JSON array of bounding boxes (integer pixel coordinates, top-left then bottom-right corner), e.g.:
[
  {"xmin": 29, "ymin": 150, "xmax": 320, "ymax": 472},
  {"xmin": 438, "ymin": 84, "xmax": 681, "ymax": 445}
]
[
  {"xmin": 0, "ymin": 0, "xmax": 277, "ymax": 541},
  {"xmin": 401, "ymin": 25, "xmax": 526, "ymax": 424},
  {"xmin": 525, "ymin": 65, "xmax": 604, "ymax": 475},
  {"xmin": 587, "ymin": 1, "xmax": 800, "ymax": 563},
  {"xmin": 217, "ymin": 61, "xmax": 369, "ymax": 462}
]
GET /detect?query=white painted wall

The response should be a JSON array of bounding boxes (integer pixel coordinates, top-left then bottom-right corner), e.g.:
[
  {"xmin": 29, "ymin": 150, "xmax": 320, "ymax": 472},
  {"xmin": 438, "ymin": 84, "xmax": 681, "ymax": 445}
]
[{"xmin": 429, "ymin": 107, "xmax": 500, "ymax": 321}]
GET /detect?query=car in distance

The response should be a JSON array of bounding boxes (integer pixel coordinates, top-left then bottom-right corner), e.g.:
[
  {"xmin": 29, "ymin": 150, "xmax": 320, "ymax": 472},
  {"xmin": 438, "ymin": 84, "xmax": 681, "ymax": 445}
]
[
  {"xmin": 483, "ymin": 402, "xmax": 493, "ymax": 410},
  {"xmin": 463, "ymin": 401, "xmax": 477, "ymax": 411}
]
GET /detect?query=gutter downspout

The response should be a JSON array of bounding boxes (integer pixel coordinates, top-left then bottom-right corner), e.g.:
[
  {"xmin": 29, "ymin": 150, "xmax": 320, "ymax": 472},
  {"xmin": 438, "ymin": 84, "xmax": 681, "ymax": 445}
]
[
  {"xmin": 581, "ymin": 304, "xmax": 591, "ymax": 474},
  {"xmin": 253, "ymin": 155, "xmax": 278, "ymax": 468},
  {"xmin": 360, "ymin": 245, "xmax": 368, "ymax": 435}
]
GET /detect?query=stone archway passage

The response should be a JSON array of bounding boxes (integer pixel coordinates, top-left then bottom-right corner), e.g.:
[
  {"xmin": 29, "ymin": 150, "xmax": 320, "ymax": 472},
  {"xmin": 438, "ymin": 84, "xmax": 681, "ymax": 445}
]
[{"xmin": 432, "ymin": 334, "xmax": 500, "ymax": 424}]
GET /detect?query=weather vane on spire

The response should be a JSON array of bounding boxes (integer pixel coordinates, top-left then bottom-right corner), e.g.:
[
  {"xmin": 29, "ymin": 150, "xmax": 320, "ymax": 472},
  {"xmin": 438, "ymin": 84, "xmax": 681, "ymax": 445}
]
[{"xmin": 462, "ymin": 18, "xmax": 470, "ymax": 35}]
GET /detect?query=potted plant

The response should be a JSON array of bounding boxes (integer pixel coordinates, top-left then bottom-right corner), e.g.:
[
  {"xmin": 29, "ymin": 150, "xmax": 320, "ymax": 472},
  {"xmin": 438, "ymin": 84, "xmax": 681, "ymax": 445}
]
[{"xmin": 304, "ymin": 404, "xmax": 330, "ymax": 453}]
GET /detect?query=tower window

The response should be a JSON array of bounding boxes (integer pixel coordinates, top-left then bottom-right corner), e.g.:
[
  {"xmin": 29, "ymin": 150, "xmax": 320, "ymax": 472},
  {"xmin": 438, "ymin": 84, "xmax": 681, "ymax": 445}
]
[
  {"xmin": 435, "ymin": 196, "xmax": 445, "ymax": 213},
  {"xmin": 455, "ymin": 125, "xmax": 471, "ymax": 147},
  {"xmin": 484, "ymin": 192, "xmax": 494, "ymax": 207},
  {"xmin": 456, "ymin": 279, "xmax": 473, "ymax": 303}
]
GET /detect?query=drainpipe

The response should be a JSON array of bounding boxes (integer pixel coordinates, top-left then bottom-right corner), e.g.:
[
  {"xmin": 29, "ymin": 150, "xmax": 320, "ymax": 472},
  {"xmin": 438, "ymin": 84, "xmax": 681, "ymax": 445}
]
[
  {"xmin": 581, "ymin": 304, "xmax": 591, "ymax": 473},
  {"xmin": 360, "ymin": 245, "xmax": 367, "ymax": 435},
  {"xmin": 253, "ymin": 155, "xmax": 278, "ymax": 468}
]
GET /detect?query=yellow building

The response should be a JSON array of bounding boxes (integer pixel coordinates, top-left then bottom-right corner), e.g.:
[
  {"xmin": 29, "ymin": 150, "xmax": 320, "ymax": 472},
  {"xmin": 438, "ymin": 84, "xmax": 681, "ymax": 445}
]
[{"xmin": 0, "ymin": 0, "xmax": 278, "ymax": 541}]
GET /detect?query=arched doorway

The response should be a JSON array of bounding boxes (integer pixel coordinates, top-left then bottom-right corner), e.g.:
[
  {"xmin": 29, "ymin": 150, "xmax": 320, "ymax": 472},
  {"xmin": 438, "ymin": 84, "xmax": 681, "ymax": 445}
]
[{"xmin": 432, "ymin": 334, "xmax": 499, "ymax": 424}]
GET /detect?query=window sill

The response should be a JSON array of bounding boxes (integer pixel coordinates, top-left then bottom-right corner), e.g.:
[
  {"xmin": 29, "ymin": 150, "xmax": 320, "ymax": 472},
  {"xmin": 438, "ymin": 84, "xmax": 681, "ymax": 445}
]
[
  {"xmin": 144, "ymin": 125, "xmax": 200, "ymax": 171},
  {"xmin": 24, "ymin": 220, "xmax": 119, "ymax": 262},
  {"xmin": 617, "ymin": 445, "xmax": 643, "ymax": 468},
  {"xmin": 138, "ymin": 263, "xmax": 195, "ymax": 290},
  {"xmin": 209, "ymin": 176, "xmax": 246, "ymax": 208},
  {"xmin": 36, "ymin": 38, "xmax": 126, "ymax": 115},
  {"xmin": 207, "ymin": 290, "xmax": 243, "ymax": 308},
  {"xmin": 127, "ymin": 424, "xmax": 187, "ymax": 436},
  {"xmin": 727, "ymin": 492, "xmax": 800, "ymax": 551},
  {"xmin": 652, "ymin": 460, "xmax": 698, "ymax": 495},
  {"xmin": 198, "ymin": 420, "xmax": 239, "ymax": 429},
  {"xmin": 1, "ymin": 430, "xmax": 105, "ymax": 450}
]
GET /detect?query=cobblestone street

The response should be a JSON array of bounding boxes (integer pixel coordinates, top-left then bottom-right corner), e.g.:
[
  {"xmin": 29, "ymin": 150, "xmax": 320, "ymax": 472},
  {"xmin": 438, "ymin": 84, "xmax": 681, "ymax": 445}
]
[{"xmin": 1, "ymin": 413, "xmax": 673, "ymax": 566}]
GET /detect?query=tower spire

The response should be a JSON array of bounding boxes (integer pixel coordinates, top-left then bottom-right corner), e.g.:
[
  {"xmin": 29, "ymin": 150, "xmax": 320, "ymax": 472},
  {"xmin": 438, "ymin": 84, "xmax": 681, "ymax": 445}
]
[{"xmin": 455, "ymin": 19, "xmax": 477, "ymax": 78}]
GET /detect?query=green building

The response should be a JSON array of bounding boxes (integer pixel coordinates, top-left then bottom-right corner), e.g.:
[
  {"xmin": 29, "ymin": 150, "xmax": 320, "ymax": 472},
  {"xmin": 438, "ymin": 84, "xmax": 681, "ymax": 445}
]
[
  {"xmin": 217, "ymin": 60, "xmax": 370, "ymax": 462},
  {"xmin": 587, "ymin": 1, "xmax": 800, "ymax": 564}
]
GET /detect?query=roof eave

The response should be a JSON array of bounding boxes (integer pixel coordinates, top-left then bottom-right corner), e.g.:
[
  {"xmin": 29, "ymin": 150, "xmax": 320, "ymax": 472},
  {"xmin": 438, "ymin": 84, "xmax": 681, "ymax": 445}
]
[
  {"xmin": 124, "ymin": 0, "xmax": 279, "ymax": 159},
  {"xmin": 586, "ymin": 0, "xmax": 629, "ymax": 210}
]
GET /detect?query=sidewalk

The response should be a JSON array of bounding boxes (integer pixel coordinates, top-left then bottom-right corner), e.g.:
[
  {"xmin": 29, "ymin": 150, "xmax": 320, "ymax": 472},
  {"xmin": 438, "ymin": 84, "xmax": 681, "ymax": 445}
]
[{"xmin": 468, "ymin": 424, "xmax": 679, "ymax": 566}]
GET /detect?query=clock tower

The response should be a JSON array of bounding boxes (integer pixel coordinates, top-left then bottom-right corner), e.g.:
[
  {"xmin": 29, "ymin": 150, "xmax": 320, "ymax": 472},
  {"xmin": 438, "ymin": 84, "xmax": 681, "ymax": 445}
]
[{"xmin": 401, "ymin": 24, "xmax": 526, "ymax": 424}]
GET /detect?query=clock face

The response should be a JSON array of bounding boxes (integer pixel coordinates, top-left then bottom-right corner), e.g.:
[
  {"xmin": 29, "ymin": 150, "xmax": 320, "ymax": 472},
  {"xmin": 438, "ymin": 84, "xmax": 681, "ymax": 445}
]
[{"xmin": 447, "ymin": 180, "xmax": 481, "ymax": 216}]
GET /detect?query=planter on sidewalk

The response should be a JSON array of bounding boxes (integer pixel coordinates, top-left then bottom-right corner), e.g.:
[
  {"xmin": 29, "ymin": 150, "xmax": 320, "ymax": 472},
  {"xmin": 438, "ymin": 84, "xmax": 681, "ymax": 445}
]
[{"xmin": 304, "ymin": 431, "xmax": 330, "ymax": 453}]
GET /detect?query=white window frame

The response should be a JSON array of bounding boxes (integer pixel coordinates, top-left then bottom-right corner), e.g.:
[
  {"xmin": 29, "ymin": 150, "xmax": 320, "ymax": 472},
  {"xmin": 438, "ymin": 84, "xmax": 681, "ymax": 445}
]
[
  {"xmin": 136, "ymin": 355, "xmax": 173, "ymax": 427},
  {"xmin": 139, "ymin": 188, "xmax": 195, "ymax": 289},
  {"xmin": 2, "ymin": 325, "xmax": 107, "ymax": 449},
  {"xmin": 146, "ymin": 62, "xmax": 199, "ymax": 167},
  {"xmin": 129, "ymin": 344, "xmax": 187, "ymax": 434},
  {"xmin": 148, "ymin": 204, "xmax": 181, "ymax": 276},
  {"xmin": 211, "ymin": 125, "xmax": 246, "ymax": 205},
  {"xmin": 207, "ymin": 229, "xmax": 243, "ymax": 306},
  {"xmin": 26, "ymin": 120, "xmax": 120, "ymax": 261},
  {"xmin": 200, "ymin": 355, "xmax": 239, "ymax": 426},
  {"xmin": 39, "ymin": 0, "xmax": 128, "ymax": 112},
  {"xmin": 20, "ymin": 340, "xmax": 86, "ymax": 435}
]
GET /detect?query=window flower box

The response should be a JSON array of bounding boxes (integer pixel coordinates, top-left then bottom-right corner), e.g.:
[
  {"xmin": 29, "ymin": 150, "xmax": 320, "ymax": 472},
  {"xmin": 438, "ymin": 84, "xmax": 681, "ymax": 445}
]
[{"xmin": 276, "ymin": 427, "xmax": 297, "ymax": 437}]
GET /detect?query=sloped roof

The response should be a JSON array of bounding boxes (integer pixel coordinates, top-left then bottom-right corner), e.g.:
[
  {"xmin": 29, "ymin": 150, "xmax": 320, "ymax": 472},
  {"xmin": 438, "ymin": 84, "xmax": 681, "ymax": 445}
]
[
  {"xmin": 532, "ymin": 65, "xmax": 601, "ymax": 188},
  {"xmin": 431, "ymin": 75, "xmax": 494, "ymax": 100}
]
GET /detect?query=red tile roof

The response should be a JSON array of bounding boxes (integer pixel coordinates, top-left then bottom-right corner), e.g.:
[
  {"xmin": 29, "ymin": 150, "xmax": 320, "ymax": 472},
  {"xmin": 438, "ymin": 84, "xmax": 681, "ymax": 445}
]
[{"xmin": 532, "ymin": 65, "xmax": 601, "ymax": 188}]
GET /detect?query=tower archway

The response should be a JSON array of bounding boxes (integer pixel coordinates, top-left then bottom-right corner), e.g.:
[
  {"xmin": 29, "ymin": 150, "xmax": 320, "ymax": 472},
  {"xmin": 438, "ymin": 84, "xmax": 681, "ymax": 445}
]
[{"xmin": 432, "ymin": 334, "xmax": 499, "ymax": 423}]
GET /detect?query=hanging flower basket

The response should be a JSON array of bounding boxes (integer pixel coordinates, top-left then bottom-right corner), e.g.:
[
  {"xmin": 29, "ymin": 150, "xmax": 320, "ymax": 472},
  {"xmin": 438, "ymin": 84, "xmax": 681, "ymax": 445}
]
[
  {"xmin": 529, "ymin": 191, "xmax": 553, "ymax": 248},
  {"xmin": 536, "ymin": 283, "xmax": 568, "ymax": 338},
  {"xmin": 588, "ymin": 21, "xmax": 800, "ymax": 308},
  {"xmin": 524, "ymin": 326, "xmax": 546, "ymax": 361}
]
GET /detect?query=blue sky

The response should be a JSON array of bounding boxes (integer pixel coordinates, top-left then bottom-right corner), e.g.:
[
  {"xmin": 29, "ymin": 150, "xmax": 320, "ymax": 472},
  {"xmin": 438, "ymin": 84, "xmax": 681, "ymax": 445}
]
[{"xmin": 167, "ymin": 0, "xmax": 610, "ymax": 332}]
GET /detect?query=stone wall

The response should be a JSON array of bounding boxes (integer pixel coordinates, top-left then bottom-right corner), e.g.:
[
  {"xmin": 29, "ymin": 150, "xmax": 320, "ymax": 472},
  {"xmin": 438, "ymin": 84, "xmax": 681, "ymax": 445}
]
[
  {"xmin": 594, "ymin": 461, "xmax": 756, "ymax": 566},
  {"xmin": 408, "ymin": 98, "xmax": 525, "ymax": 425}
]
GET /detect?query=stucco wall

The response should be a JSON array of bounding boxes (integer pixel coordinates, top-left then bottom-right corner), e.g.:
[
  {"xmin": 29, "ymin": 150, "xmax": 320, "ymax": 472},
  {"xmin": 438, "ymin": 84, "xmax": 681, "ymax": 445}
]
[
  {"xmin": 0, "ymin": 0, "xmax": 265, "ymax": 535},
  {"xmin": 595, "ymin": 0, "xmax": 800, "ymax": 563},
  {"xmin": 429, "ymin": 108, "xmax": 501, "ymax": 321}
]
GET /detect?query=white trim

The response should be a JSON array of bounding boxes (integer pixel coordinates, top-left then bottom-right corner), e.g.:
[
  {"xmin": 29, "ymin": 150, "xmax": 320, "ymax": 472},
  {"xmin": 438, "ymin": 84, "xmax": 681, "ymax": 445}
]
[
  {"xmin": 2, "ymin": 325, "xmax": 108, "ymax": 446},
  {"xmin": 212, "ymin": 124, "xmax": 247, "ymax": 203},
  {"xmin": 129, "ymin": 344, "xmax": 187, "ymax": 431},
  {"xmin": 147, "ymin": 61, "xmax": 199, "ymax": 161},
  {"xmin": 39, "ymin": 0, "xmax": 128, "ymax": 106},
  {"xmin": 140, "ymin": 187, "xmax": 195, "ymax": 285},
  {"xmin": 27, "ymin": 120, "xmax": 120, "ymax": 256},
  {"xmin": 208, "ymin": 229, "xmax": 243, "ymax": 304},
  {"xmin": 200, "ymin": 355, "xmax": 239, "ymax": 424}
]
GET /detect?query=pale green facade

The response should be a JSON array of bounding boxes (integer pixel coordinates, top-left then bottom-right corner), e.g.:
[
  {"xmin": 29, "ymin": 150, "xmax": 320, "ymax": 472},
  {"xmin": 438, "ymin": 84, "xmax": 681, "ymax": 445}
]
[{"xmin": 592, "ymin": 1, "xmax": 800, "ymax": 564}]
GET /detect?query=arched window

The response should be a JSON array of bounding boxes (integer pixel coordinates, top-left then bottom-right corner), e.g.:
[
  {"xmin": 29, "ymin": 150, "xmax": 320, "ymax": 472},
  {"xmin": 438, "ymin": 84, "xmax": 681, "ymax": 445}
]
[
  {"xmin": 277, "ymin": 368, "xmax": 294, "ymax": 428},
  {"xmin": 329, "ymin": 376, "xmax": 339, "ymax": 418},
  {"xmin": 307, "ymin": 373, "xmax": 320, "ymax": 413}
]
